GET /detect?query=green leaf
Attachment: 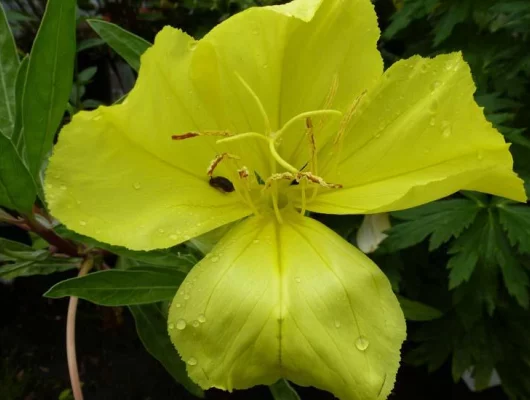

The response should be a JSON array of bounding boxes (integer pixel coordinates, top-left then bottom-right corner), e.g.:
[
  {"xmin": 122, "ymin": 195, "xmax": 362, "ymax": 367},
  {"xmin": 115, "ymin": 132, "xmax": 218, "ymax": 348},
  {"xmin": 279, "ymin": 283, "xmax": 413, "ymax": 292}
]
[
  {"xmin": 12, "ymin": 55, "xmax": 29, "ymax": 152},
  {"xmin": 77, "ymin": 66, "xmax": 97, "ymax": 84},
  {"xmin": 22, "ymin": 0, "xmax": 76, "ymax": 177},
  {"xmin": 0, "ymin": 133, "xmax": 36, "ymax": 213},
  {"xmin": 433, "ymin": 2, "xmax": 471, "ymax": 46},
  {"xmin": 0, "ymin": 238, "xmax": 79, "ymax": 279},
  {"xmin": 55, "ymin": 226, "xmax": 197, "ymax": 272},
  {"xmin": 397, "ymin": 295, "xmax": 443, "ymax": 321},
  {"xmin": 498, "ymin": 204, "xmax": 530, "ymax": 254},
  {"xmin": 77, "ymin": 37, "xmax": 105, "ymax": 52},
  {"xmin": 0, "ymin": 2, "xmax": 19, "ymax": 138},
  {"xmin": 269, "ymin": 379, "xmax": 300, "ymax": 400},
  {"xmin": 384, "ymin": 199, "xmax": 480, "ymax": 252},
  {"xmin": 129, "ymin": 304, "xmax": 204, "ymax": 398},
  {"xmin": 44, "ymin": 267, "xmax": 185, "ymax": 306},
  {"xmin": 87, "ymin": 19, "xmax": 151, "ymax": 72}
]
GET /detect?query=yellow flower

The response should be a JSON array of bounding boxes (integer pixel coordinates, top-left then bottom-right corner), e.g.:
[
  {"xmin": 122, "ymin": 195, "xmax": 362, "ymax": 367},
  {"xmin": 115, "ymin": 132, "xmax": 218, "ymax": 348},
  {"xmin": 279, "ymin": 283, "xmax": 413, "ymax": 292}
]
[{"xmin": 45, "ymin": 0, "xmax": 525, "ymax": 398}]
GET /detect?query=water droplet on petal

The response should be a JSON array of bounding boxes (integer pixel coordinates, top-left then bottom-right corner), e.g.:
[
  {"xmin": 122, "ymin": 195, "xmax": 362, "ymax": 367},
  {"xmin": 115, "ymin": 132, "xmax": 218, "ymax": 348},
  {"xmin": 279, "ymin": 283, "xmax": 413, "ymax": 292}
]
[
  {"xmin": 175, "ymin": 303, "xmax": 181, "ymax": 308},
  {"xmin": 93, "ymin": 115, "xmax": 102, "ymax": 121},
  {"xmin": 170, "ymin": 234, "xmax": 178, "ymax": 240},
  {"xmin": 211, "ymin": 256, "xmax": 220, "ymax": 263},
  {"xmin": 158, "ymin": 228, "xmax": 165, "ymax": 234},
  {"xmin": 192, "ymin": 320, "xmax": 200, "ymax": 328},
  {"xmin": 252, "ymin": 239, "xmax": 260, "ymax": 244},
  {"xmin": 133, "ymin": 182, "xmax": 141, "ymax": 190},
  {"xmin": 429, "ymin": 118, "xmax": 436, "ymax": 127},
  {"xmin": 334, "ymin": 320, "xmax": 341, "ymax": 328},
  {"xmin": 263, "ymin": 63, "xmax": 269, "ymax": 69},
  {"xmin": 355, "ymin": 336, "xmax": 370, "ymax": 351},
  {"xmin": 168, "ymin": 323, "xmax": 175, "ymax": 330},
  {"xmin": 187, "ymin": 357, "xmax": 197, "ymax": 366},
  {"xmin": 431, "ymin": 81, "xmax": 441, "ymax": 91},
  {"xmin": 442, "ymin": 126, "xmax": 452, "ymax": 138},
  {"xmin": 79, "ymin": 220, "xmax": 87, "ymax": 226},
  {"xmin": 184, "ymin": 294, "xmax": 190, "ymax": 300},
  {"xmin": 176, "ymin": 319, "xmax": 187, "ymax": 330},
  {"xmin": 60, "ymin": 185, "xmax": 67, "ymax": 190},
  {"xmin": 295, "ymin": 277, "xmax": 301, "ymax": 283},
  {"xmin": 198, "ymin": 314, "xmax": 206, "ymax": 323},
  {"xmin": 420, "ymin": 63, "xmax": 428, "ymax": 73},
  {"xmin": 477, "ymin": 150, "xmax": 484, "ymax": 160}
]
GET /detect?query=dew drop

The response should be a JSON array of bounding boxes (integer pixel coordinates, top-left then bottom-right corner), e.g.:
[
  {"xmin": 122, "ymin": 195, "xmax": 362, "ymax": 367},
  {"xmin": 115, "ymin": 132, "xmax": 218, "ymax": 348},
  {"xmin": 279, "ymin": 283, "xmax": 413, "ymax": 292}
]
[
  {"xmin": 79, "ymin": 220, "xmax": 87, "ymax": 226},
  {"xmin": 187, "ymin": 357, "xmax": 198, "ymax": 366},
  {"xmin": 355, "ymin": 336, "xmax": 370, "ymax": 351},
  {"xmin": 211, "ymin": 256, "xmax": 220, "ymax": 263},
  {"xmin": 431, "ymin": 81, "xmax": 441, "ymax": 91},
  {"xmin": 334, "ymin": 320, "xmax": 341, "ymax": 328},
  {"xmin": 295, "ymin": 277, "xmax": 301, "ymax": 283},
  {"xmin": 93, "ymin": 115, "xmax": 102, "ymax": 121},
  {"xmin": 198, "ymin": 314, "xmax": 206, "ymax": 323},
  {"xmin": 176, "ymin": 319, "xmax": 187, "ymax": 330},
  {"xmin": 420, "ymin": 63, "xmax": 428, "ymax": 73},
  {"xmin": 263, "ymin": 63, "xmax": 269, "ymax": 69},
  {"xmin": 60, "ymin": 185, "xmax": 67, "ymax": 190},
  {"xmin": 429, "ymin": 118, "xmax": 436, "ymax": 127},
  {"xmin": 175, "ymin": 303, "xmax": 181, "ymax": 308},
  {"xmin": 252, "ymin": 239, "xmax": 260, "ymax": 244},
  {"xmin": 442, "ymin": 126, "xmax": 452, "ymax": 138},
  {"xmin": 374, "ymin": 132, "xmax": 381, "ymax": 138},
  {"xmin": 168, "ymin": 323, "xmax": 175, "ymax": 330},
  {"xmin": 158, "ymin": 228, "xmax": 165, "ymax": 234},
  {"xmin": 192, "ymin": 320, "xmax": 200, "ymax": 328},
  {"xmin": 169, "ymin": 234, "xmax": 178, "ymax": 240},
  {"xmin": 184, "ymin": 294, "xmax": 190, "ymax": 300},
  {"xmin": 133, "ymin": 182, "xmax": 141, "ymax": 190},
  {"xmin": 477, "ymin": 150, "xmax": 484, "ymax": 161}
]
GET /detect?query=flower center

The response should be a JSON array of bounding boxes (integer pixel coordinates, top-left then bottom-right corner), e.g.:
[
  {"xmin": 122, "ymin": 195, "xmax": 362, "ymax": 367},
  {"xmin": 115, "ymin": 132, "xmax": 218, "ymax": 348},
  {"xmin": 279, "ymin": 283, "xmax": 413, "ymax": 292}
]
[{"xmin": 171, "ymin": 74, "xmax": 355, "ymax": 223}]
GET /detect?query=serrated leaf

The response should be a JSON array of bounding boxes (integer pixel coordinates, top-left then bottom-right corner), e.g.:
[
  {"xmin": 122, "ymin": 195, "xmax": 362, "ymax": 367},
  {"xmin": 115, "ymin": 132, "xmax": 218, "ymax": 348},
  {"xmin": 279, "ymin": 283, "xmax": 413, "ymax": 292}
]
[
  {"xmin": 384, "ymin": 199, "xmax": 480, "ymax": 252},
  {"xmin": 433, "ymin": 2, "xmax": 471, "ymax": 46},
  {"xmin": 22, "ymin": 0, "xmax": 76, "ymax": 177},
  {"xmin": 44, "ymin": 267, "xmax": 185, "ymax": 305},
  {"xmin": 0, "ymin": 2, "xmax": 19, "ymax": 138},
  {"xmin": 87, "ymin": 19, "xmax": 151, "ymax": 72},
  {"xmin": 397, "ymin": 295, "xmax": 443, "ymax": 321},
  {"xmin": 0, "ymin": 133, "xmax": 36, "ymax": 213},
  {"xmin": 498, "ymin": 204, "xmax": 530, "ymax": 254},
  {"xmin": 269, "ymin": 379, "xmax": 300, "ymax": 400},
  {"xmin": 129, "ymin": 304, "xmax": 204, "ymax": 398},
  {"xmin": 55, "ymin": 226, "xmax": 197, "ymax": 272}
]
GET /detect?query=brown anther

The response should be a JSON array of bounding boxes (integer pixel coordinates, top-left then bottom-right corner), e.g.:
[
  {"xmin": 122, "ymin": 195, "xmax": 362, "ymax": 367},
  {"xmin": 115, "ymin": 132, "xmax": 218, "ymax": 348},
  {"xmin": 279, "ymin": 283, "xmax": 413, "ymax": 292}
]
[
  {"xmin": 207, "ymin": 153, "xmax": 240, "ymax": 176},
  {"xmin": 172, "ymin": 132, "xmax": 200, "ymax": 140},
  {"xmin": 300, "ymin": 172, "xmax": 342, "ymax": 189},
  {"xmin": 334, "ymin": 90, "xmax": 367, "ymax": 146},
  {"xmin": 238, "ymin": 167, "xmax": 249, "ymax": 179},
  {"xmin": 172, "ymin": 130, "xmax": 233, "ymax": 141}
]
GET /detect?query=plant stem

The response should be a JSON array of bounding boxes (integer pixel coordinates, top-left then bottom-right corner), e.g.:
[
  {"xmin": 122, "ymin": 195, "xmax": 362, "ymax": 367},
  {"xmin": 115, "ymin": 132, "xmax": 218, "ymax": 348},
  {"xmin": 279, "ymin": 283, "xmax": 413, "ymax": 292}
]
[
  {"xmin": 24, "ymin": 215, "xmax": 78, "ymax": 257},
  {"xmin": 67, "ymin": 258, "xmax": 94, "ymax": 400}
]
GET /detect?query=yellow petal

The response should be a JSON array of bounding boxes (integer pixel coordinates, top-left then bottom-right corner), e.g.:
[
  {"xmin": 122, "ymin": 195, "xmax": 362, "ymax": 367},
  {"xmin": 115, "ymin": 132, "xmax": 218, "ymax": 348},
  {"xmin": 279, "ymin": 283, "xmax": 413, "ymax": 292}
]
[
  {"xmin": 277, "ymin": 0, "xmax": 383, "ymax": 169},
  {"xmin": 309, "ymin": 53, "xmax": 526, "ymax": 214},
  {"xmin": 45, "ymin": 109, "xmax": 250, "ymax": 250},
  {"xmin": 168, "ymin": 211, "xmax": 406, "ymax": 399}
]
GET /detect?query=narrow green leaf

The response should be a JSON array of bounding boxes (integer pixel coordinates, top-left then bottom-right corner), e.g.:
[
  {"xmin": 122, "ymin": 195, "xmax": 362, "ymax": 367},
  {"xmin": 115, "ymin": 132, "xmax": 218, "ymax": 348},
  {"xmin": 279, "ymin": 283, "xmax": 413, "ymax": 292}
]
[
  {"xmin": 44, "ymin": 267, "xmax": 185, "ymax": 306},
  {"xmin": 87, "ymin": 19, "xmax": 151, "ymax": 72},
  {"xmin": 0, "ymin": 259, "xmax": 78, "ymax": 279},
  {"xmin": 0, "ymin": 133, "xmax": 36, "ymax": 213},
  {"xmin": 12, "ymin": 55, "xmax": 29, "ymax": 151},
  {"xmin": 77, "ymin": 37, "xmax": 105, "ymax": 52},
  {"xmin": 22, "ymin": 0, "xmax": 76, "ymax": 177},
  {"xmin": 397, "ymin": 296, "xmax": 444, "ymax": 321},
  {"xmin": 269, "ymin": 379, "xmax": 300, "ymax": 400},
  {"xmin": 129, "ymin": 304, "xmax": 204, "ymax": 398},
  {"xmin": 55, "ymin": 226, "xmax": 197, "ymax": 272},
  {"xmin": 0, "ymin": 2, "xmax": 19, "ymax": 138}
]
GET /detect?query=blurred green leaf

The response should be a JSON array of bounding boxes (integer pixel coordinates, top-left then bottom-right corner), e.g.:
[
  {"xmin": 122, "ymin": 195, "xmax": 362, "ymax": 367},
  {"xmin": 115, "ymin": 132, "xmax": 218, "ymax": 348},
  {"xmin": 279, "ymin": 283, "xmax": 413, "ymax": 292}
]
[
  {"xmin": 87, "ymin": 19, "xmax": 151, "ymax": 72},
  {"xmin": 384, "ymin": 199, "xmax": 481, "ymax": 252},
  {"xmin": 12, "ymin": 55, "xmax": 29, "ymax": 152},
  {"xmin": 77, "ymin": 37, "xmax": 105, "ymax": 52},
  {"xmin": 397, "ymin": 295, "xmax": 443, "ymax": 321},
  {"xmin": 129, "ymin": 303, "xmax": 204, "ymax": 398},
  {"xmin": 44, "ymin": 267, "xmax": 185, "ymax": 305},
  {"xmin": 22, "ymin": 0, "xmax": 76, "ymax": 178},
  {"xmin": 0, "ymin": 133, "xmax": 36, "ymax": 213},
  {"xmin": 0, "ymin": 2, "xmax": 19, "ymax": 138},
  {"xmin": 77, "ymin": 66, "xmax": 97, "ymax": 84},
  {"xmin": 269, "ymin": 379, "xmax": 300, "ymax": 400},
  {"xmin": 55, "ymin": 226, "xmax": 197, "ymax": 272}
]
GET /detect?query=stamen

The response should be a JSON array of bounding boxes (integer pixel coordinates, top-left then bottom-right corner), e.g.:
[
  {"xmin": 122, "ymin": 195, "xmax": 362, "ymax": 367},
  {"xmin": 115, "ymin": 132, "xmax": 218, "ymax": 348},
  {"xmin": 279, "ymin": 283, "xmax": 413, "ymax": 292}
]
[
  {"xmin": 207, "ymin": 153, "xmax": 240, "ymax": 176},
  {"xmin": 238, "ymin": 166, "xmax": 250, "ymax": 179},
  {"xmin": 333, "ymin": 90, "xmax": 367, "ymax": 147},
  {"xmin": 264, "ymin": 172, "xmax": 296, "ymax": 189},
  {"xmin": 324, "ymin": 74, "xmax": 339, "ymax": 110},
  {"xmin": 306, "ymin": 117, "xmax": 317, "ymax": 174},
  {"xmin": 234, "ymin": 72, "xmax": 272, "ymax": 134},
  {"xmin": 216, "ymin": 131, "xmax": 269, "ymax": 145},
  {"xmin": 300, "ymin": 172, "xmax": 342, "ymax": 189},
  {"xmin": 172, "ymin": 130, "xmax": 232, "ymax": 140},
  {"xmin": 300, "ymin": 178, "xmax": 307, "ymax": 216},
  {"xmin": 274, "ymin": 109, "xmax": 342, "ymax": 142}
]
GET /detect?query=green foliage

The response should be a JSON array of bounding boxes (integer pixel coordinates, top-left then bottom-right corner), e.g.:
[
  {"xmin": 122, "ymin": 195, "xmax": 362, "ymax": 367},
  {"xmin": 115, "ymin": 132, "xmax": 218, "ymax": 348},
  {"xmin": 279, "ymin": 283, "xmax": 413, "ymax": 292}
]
[
  {"xmin": 87, "ymin": 19, "xmax": 151, "ymax": 72},
  {"xmin": 21, "ymin": 0, "xmax": 76, "ymax": 178},
  {"xmin": 44, "ymin": 267, "xmax": 186, "ymax": 306},
  {"xmin": 269, "ymin": 379, "xmax": 301, "ymax": 400},
  {"xmin": 0, "ymin": 3, "xmax": 19, "ymax": 138},
  {"xmin": 129, "ymin": 303, "xmax": 204, "ymax": 397}
]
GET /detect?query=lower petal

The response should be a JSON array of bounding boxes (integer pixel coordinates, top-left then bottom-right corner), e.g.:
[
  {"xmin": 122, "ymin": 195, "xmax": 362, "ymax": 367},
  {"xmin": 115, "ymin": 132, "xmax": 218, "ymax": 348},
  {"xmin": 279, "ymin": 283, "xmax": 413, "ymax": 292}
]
[{"xmin": 168, "ymin": 211, "xmax": 406, "ymax": 400}]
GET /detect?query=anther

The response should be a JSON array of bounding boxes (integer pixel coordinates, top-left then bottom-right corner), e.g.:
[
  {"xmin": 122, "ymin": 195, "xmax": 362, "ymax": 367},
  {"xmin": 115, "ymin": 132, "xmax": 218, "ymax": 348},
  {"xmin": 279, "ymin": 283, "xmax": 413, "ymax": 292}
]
[
  {"xmin": 207, "ymin": 153, "xmax": 240, "ymax": 176},
  {"xmin": 238, "ymin": 167, "xmax": 250, "ymax": 179},
  {"xmin": 172, "ymin": 130, "xmax": 233, "ymax": 140},
  {"xmin": 334, "ymin": 90, "xmax": 367, "ymax": 146}
]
